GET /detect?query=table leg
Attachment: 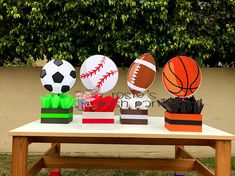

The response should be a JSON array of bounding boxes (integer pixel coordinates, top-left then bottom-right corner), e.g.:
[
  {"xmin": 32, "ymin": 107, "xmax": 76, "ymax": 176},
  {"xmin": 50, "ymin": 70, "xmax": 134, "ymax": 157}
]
[
  {"xmin": 175, "ymin": 145, "xmax": 185, "ymax": 176},
  {"xmin": 50, "ymin": 143, "xmax": 61, "ymax": 176},
  {"xmin": 11, "ymin": 136, "xmax": 28, "ymax": 176},
  {"xmin": 215, "ymin": 140, "xmax": 231, "ymax": 176}
]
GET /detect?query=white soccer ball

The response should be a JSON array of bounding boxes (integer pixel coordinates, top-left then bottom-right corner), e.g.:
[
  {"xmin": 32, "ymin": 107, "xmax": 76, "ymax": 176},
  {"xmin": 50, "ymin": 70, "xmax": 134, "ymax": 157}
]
[
  {"xmin": 40, "ymin": 60, "xmax": 76, "ymax": 94},
  {"xmin": 80, "ymin": 55, "xmax": 119, "ymax": 93}
]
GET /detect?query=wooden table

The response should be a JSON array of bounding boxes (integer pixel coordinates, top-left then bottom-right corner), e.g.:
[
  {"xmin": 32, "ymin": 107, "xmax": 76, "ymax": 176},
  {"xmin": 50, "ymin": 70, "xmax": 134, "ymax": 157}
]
[{"xmin": 9, "ymin": 116, "xmax": 235, "ymax": 176}]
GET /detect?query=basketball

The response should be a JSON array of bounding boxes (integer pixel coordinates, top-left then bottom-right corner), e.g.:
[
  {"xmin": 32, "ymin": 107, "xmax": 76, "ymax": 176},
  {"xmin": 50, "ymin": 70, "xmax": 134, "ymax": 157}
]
[{"xmin": 162, "ymin": 56, "xmax": 201, "ymax": 97}]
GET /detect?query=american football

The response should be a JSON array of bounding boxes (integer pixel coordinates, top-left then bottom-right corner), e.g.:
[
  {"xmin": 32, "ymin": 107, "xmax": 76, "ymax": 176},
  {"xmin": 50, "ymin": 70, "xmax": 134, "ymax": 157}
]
[{"xmin": 127, "ymin": 53, "xmax": 156, "ymax": 94}]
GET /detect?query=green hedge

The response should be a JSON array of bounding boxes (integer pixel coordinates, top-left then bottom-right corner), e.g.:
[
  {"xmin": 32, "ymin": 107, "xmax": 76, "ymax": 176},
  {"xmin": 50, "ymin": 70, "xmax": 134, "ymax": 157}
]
[{"xmin": 0, "ymin": 0, "xmax": 234, "ymax": 66}]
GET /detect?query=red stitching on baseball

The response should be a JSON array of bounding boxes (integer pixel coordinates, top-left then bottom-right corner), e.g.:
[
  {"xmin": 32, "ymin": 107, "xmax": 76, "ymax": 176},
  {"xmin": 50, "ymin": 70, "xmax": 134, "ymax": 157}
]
[
  {"xmin": 96, "ymin": 70, "xmax": 118, "ymax": 90},
  {"xmin": 80, "ymin": 56, "xmax": 106, "ymax": 79}
]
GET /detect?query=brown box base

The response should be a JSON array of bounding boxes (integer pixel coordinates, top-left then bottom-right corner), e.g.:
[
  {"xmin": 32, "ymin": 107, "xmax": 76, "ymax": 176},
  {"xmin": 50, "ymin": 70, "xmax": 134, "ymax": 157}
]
[
  {"xmin": 120, "ymin": 109, "xmax": 148, "ymax": 115},
  {"xmin": 120, "ymin": 118, "xmax": 148, "ymax": 125},
  {"xmin": 41, "ymin": 117, "xmax": 73, "ymax": 124}
]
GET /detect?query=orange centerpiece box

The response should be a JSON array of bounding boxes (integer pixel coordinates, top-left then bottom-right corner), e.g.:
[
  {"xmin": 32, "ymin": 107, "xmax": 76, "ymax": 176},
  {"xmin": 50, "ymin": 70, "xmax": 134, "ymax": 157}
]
[{"xmin": 164, "ymin": 112, "xmax": 202, "ymax": 132}]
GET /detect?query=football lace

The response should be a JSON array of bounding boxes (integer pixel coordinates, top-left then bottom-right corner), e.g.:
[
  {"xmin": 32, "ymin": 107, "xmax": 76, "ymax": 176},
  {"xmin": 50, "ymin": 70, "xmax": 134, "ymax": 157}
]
[{"xmin": 130, "ymin": 64, "xmax": 141, "ymax": 84}]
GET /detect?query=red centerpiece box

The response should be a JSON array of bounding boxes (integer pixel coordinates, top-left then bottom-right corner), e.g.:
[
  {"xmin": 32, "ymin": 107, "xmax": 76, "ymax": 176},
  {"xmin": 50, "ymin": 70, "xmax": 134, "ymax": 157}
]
[
  {"xmin": 164, "ymin": 112, "xmax": 202, "ymax": 132},
  {"xmin": 82, "ymin": 112, "xmax": 114, "ymax": 124},
  {"xmin": 81, "ymin": 95, "xmax": 118, "ymax": 125}
]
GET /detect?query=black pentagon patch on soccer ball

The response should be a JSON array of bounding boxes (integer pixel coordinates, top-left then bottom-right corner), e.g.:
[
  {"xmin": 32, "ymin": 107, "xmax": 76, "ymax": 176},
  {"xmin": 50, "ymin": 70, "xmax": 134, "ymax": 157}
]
[
  {"xmin": 53, "ymin": 60, "xmax": 63, "ymax": 66},
  {"xmin": 61, "ymin": 85, "xmax": 70, "ymax": 93},
  {"xmin": 40, "ymin": 69, "xmax": 46, "ymax": 78},
  {"xmin": 44, "ymin": 85, "xmax": 53, "ymax": 92},
  {"xmin": 52, "ymin": 72, "xmax": 64, "ymax": 83},
  {"xmin": 70, "ymin": 70, "xmax": 76, "ymax": 78}
]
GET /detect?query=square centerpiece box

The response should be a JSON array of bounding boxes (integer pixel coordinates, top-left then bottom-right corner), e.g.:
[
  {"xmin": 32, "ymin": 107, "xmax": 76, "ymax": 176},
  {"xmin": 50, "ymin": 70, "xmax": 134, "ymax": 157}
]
[
  {"xmin": 82, "ymin": 112, "xmax": 114, "ymax": 124},
  {"xmin": 80, "ymin": 95, "xmax": 118, "ymax": 128},
  {"xmin": 120, "ymin": 109, "xmax": 148, "ymax": 125},
  {"xmin": 41, "ymin": 108, "xmax": 73, "ymax": 124},
  {"xmin": 164, "ymin": 111, "xmax": 202, "ymax": 132}
]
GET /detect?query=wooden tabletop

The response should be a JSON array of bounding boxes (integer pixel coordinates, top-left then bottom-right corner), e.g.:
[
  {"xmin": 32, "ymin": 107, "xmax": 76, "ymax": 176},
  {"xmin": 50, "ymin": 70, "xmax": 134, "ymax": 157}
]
[{"xmin": 9, "ymin": 116, "xmax": 235, "ymax": 140}]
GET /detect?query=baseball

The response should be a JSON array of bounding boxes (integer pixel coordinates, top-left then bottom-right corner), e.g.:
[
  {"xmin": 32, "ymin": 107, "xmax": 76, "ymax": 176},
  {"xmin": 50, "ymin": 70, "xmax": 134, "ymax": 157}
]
[{"xmin": 80, "ymin": 55, "xmax": 119, "ymax": 93}]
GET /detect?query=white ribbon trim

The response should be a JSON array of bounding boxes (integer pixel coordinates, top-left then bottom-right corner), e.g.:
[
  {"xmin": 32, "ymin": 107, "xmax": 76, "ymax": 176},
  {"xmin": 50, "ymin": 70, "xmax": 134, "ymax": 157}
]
[
  {"xmin": 127, "ymin": 81, "xmax": 146, "ymax": 92},
  {"xmin": 120, "ymin": 115, "xmax": 148, "ymax": 120},
  {"xmin": 134, "ymin": 59, "xmax": 156, "ymax": 72},
  {"xmin": 82, "ymin": 112, "xmax": 114, "ymax": 118}
]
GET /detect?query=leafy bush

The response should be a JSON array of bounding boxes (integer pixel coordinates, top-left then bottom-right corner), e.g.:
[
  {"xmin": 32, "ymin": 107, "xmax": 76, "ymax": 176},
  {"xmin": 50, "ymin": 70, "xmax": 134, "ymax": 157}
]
[
  {"xmin": 0, "ymin": 0, "xmax": 234, "ymax": 67},
  {"xmin": 41, "ymin": 94, "xmax": 76, "ymax": 109}
]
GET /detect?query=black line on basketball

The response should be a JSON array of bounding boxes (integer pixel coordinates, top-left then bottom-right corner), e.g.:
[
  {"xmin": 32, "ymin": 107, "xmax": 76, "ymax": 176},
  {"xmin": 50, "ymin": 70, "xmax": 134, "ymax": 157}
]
[
  {"xmin": 189, "ymin": 87, "xmax": 198, "ymax": 89},
  {"xmin": 168, "ymin": 61, "xmax": 183, "ymax": 88},
  {"xmin": 163, "ymin": 72, "xmax": 182, "ymax": 89},
  {"xmin": 163, "ymin": 72, "xmax": 183, "ymax": 94},
  {"xmin": 168, "ymin": 89, "xmax": 182, "ymax": 95},
  {"xmin": 178, "ymin": 56, "xmax": 189, "ymax": 97},
  {"xmin": 163, "ymin": 71, "xmax": 199, "ymax": 90},
  {"xmin": 167, "ymin": 88, "xmax": 196, "ymax": 95},
  {"xmin": 189, "ymin": 63, "xmax": 200, "ymax": 93}
]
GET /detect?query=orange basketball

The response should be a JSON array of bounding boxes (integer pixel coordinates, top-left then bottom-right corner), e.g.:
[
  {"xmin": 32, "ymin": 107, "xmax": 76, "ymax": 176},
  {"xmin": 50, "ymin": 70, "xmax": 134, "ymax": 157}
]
[{"xmin": 162, "ymin": 56, "xmax": 202, "ymax": 97}]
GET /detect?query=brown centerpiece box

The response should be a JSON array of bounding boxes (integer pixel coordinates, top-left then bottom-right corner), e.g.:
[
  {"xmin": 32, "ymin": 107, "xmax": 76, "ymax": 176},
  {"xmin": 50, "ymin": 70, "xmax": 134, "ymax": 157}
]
[{"xmin": 120, "ymin": 109, "xmax": 148, "ymax": 125}]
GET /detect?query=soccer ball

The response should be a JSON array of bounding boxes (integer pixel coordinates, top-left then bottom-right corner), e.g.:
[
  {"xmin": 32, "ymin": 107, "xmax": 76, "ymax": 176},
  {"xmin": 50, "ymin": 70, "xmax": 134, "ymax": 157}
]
[{"xmin": 40, "ymin": 60, "xmax": 76, "ymax": 94}]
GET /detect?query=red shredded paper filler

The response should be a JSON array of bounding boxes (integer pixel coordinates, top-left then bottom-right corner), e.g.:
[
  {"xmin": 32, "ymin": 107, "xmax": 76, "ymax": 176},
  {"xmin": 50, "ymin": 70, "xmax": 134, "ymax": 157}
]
[{"xmin": 84, "ymin": 95, "xmax": 118, "ymax": 112}]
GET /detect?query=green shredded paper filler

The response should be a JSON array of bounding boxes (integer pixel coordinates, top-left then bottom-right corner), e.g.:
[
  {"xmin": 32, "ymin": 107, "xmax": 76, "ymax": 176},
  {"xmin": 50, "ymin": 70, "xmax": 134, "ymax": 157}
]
[{"xmin": 40, "ymin": 93, "xmax": 76, "ymax": 109}]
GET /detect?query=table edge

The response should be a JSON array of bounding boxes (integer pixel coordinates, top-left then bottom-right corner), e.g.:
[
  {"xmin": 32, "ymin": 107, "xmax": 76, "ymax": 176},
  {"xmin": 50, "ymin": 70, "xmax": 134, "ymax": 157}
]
[{"xmin": 8, "ymin": 131, "xmax": 235, "ymax": 140}]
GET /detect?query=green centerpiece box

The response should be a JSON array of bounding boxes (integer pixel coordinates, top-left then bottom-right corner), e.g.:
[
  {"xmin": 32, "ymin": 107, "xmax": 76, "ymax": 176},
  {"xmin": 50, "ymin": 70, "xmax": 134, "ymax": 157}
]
[{"xmin": 40, "ymin": 94, "xmax": 76, "ymax": 124}]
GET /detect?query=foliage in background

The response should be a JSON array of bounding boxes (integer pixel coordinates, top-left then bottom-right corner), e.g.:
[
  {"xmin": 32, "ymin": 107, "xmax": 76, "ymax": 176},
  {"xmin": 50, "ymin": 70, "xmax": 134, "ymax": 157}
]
[
  {"xmin": 0, "ymin": 0, "xmax": 234, "ymax": 67},
  {"xmin": 41, "ymin": 93, "xmax": 76, "ymax": 109}
]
